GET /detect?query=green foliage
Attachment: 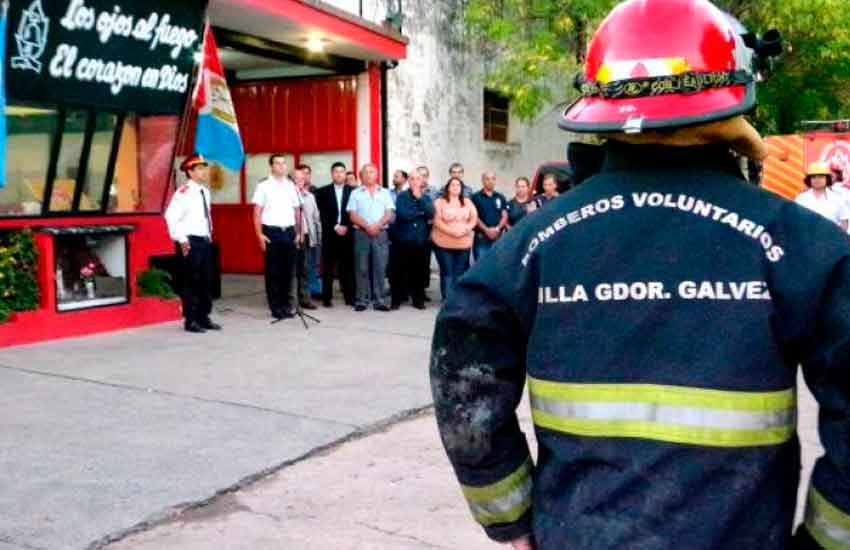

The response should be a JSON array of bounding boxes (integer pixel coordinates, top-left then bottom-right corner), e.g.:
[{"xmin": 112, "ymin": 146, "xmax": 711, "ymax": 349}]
[
  {"xmin": 0, "ymin": 229, "xmax": 40, "ymax": 323},
  {"xmin": 136, "ymin": 268, "xmax": 177, "ymax": 300},
  {"xmin": 719, "ymin": 0, "xmax": 850, "ymax": 134},
  {"xmin": 464, "ymin": 0, "xmax": 850, "ymax": 133}
]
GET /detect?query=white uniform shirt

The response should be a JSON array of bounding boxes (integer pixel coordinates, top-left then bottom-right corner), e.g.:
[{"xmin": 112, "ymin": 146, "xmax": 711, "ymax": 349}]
[
  {"xmin": 164, "ymin": 181, "xmax": 212, "ymax": 243},
  {"xmin": 252, "ymin": 176, "xmax": 300, "ymax": 228},
  {"xmin": 795, "ymin": 187, "xmax": 850, "ymax": 227}
]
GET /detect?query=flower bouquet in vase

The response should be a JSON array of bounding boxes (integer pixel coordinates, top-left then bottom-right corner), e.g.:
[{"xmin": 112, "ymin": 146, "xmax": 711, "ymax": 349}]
[{"xmin": 80, "ymin": 262, "xmax": 96, "ymax": 299}]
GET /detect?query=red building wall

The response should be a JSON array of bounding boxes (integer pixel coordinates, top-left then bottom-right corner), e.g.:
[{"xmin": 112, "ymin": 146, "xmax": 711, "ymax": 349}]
[
  {"xmin": 210, "ymin": 76, "xmax": 358, "ymax": 274},
  {"xmin": 0, "ymin": 215, "xmax": 181, "ymax": 348}
]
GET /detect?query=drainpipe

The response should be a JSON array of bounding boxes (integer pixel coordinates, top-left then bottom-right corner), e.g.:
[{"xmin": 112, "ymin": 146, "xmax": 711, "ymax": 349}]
[{"xmin": 380, "ymin": 61, "xmax": 392, "ymax": 188}]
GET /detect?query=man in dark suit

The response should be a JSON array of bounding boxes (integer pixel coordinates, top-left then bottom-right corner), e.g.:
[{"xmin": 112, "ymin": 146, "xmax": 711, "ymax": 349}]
[{"xmin": 315, "ymin": 161, "xmax": 355, "ymax": 307}]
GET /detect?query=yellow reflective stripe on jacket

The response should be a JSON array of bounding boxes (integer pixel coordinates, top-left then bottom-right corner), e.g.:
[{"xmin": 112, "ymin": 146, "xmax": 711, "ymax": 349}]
[
  {"xmin": 528, "ymin": 377, "xmax": 796, "ymax": 448},
  {"xmin": 805, "ymin": 488, "xmax": 850, "ymax": 550},
  {"xmin": 461, "ymin": 459, "xmax": 533, "ymax": 526}
]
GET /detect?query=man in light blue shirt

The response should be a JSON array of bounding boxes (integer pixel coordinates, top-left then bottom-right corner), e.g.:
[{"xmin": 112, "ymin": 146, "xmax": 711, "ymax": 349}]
[{"xmin": 347, "ymin": 164, "xmax": 395, "ymax": 311}]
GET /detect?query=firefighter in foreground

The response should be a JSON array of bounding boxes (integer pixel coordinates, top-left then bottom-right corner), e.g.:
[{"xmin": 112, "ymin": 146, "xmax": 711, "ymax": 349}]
[{"xmin": 430, "ymin": 1, "xmax": 850, "ymax": 549}]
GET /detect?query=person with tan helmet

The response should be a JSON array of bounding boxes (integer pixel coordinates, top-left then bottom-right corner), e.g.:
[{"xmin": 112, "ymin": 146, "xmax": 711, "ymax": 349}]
[
  {"xmin": 430, "ymin": 1, "xmax": 848, "ymax": 549},
  {"xmin": 795, "ymin": 162, "xmax": 849, "ymax": 231}
]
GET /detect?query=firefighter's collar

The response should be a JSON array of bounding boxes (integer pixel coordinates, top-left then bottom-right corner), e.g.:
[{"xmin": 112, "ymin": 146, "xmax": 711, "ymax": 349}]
[{"xmin": 600, "ymin": 140, "xmax": 745, "ymax": 178}]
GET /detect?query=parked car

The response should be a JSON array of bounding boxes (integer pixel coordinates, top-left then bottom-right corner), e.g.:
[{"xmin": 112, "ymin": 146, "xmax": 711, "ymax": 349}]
[{"xmin": 531, "ymin": 161, "xmax": 572, "ymax": 195}]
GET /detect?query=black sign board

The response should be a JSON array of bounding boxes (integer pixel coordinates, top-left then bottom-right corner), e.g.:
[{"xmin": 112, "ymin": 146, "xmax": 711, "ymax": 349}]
[{"xmin": 6, "ymin": 0, "xmax": 208, "ymax": 114}]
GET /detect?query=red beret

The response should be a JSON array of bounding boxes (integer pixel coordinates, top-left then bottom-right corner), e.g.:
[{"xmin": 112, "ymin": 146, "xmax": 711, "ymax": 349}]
[{"xmin": 180, "ymin": 154, "xmax": 208, "ymax": 172}]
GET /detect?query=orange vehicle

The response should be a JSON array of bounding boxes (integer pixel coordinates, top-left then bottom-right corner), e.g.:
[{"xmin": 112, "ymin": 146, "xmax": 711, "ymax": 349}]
[{"xmin": 762, "ymin": 120, "xmax": 850, "ymax": 199}]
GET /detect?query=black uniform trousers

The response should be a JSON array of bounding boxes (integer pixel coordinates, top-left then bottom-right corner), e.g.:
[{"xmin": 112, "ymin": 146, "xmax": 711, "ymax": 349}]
[
  {"xmin": 391, "ymin": 242, "xmax": 429, "ymax": 306},
  {"xmin": 180, "ymin": 236, "xmax": 214, "ymax": 327},
  {"xmin": 321, "ymin": 231, "xmax": 355, "ymax": 305},
  {"xmin": 421, "ymin": 241, "xmax": 433, "ymax": 291},
  {"xmin": 262, "ymin": 225, "xmax": 296, "ymax": 317}
]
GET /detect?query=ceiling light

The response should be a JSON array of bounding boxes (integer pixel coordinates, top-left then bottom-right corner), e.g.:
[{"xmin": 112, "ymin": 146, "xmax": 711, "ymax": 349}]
[{"xmin": 305, "ymin": 37, "xmax": 326, "ymax": 53}]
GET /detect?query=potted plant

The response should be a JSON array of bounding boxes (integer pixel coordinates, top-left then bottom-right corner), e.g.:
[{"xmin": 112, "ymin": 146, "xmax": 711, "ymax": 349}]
[
  {"xmin": 136, "ymin": 268, "xmax": 177, "ymax": 300},
  {"xmin": 0, "ymin": 229, "xmax": 40, "ymax": 323}
]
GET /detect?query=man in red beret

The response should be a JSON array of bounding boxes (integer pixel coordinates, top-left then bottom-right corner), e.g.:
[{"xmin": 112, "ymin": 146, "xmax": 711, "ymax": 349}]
[{"xmin": 165, "ymin": 154, "xmax": 222, "ymax": 333}]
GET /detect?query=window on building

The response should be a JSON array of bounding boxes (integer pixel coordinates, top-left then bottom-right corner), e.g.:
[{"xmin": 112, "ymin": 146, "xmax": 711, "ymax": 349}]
[
  {"xmin": 50, "ymin": 109, "xmax": 89, "ymax": 213},
  {"xmin": 110, "ymin": 115, "xmax": 180, "ymax": 214},
  {"xmin": 299, "ymin": 151, "xmax": 355, "ymax": 188},
  {"xmin": 245, "ymin": 153, "xmax": 296, "ymax": 202},
  {"xmin": 173, "ymin": 156, "xmax": 241, "ymax": 205},
  {"xmin": 0, "ymin": 105, "xmax": 59, "ymax": 216},
  {"xmin": 1, "ymin": 104, "xmax": 181, "ymax": 218},
  {"xmin": 483, "ymin": 89, "xmax": 510, "ymax": 143},
  {"xmin": 79, "ymin": 113, "xmax": 122, "ymax": 212}
]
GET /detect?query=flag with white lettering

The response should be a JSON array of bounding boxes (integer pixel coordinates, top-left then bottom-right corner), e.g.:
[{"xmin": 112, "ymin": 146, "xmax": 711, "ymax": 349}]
[
  {"xmin": 0, "ymin": 1, "xmax": 7, "ymax": 189},
  {"xmin": 192, "ymin": 23, "xmax": 244, "ymax": 171}
]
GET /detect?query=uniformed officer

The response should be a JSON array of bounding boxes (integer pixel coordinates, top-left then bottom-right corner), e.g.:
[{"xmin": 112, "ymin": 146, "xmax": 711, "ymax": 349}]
[
  {"xmin": 431, "ymin": 2, "xmax": 849, "ymax": 550},
  {"xmin": 164, "ymin": 154, "xmax": 222, "ymax": 334},
  {"xmin": 253, "ymin": 154, "xmax": 302, "ymax": 321}
]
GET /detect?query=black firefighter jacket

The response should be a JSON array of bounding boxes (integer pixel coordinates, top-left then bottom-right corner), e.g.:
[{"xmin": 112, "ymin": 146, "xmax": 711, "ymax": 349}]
[{"xmin": 430, "ymin": 141, "xmax": 850, "ymax": 550}]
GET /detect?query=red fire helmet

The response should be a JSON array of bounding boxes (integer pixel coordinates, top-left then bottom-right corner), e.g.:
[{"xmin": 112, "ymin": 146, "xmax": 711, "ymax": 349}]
[{"xmin": 560, "ymin": 0, "xmax": 757, "ymax": 134}]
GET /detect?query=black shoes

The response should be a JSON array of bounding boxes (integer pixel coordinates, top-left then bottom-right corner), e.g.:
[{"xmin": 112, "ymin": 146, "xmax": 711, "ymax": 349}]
[
  {"xmin": 201, "ymin": 320, "xmax": 222, "ymax": 330},
  {"xmin": 354, "ymin": 304, "xmax": 367, "ymax": 312},
  {"xmin": 272, "ymin": 311, "xmax": 295, "ymax": 321},
  {"xmin": 322, "ymin": 300, "xmax": 333, "ymax": 308},
  {"xmin": 390, "ymin": 302, "xmax": 401, "ymax": 311},
  {"xmin": 186, "ymin": 319, "xmax": 221, "ymax": 333},
  {"xmin": 374, "ymin": 304, "xmax": 391, "ymax": 312},
  {"xmin": 185, "ymin": 322, "xmax": 206, "ymax": 333},
  {"xmin": 412, "ymin": 302, "xmax": 426, "ymax": 310}
]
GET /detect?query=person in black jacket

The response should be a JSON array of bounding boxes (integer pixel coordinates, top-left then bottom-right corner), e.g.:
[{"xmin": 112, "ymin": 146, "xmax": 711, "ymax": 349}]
[
  {"xmin": 315, "ymin": 162, "xmax": 355, "ymax": 307},
  {"xmin": 390, "ymin": 170, "xmax": 435, "ymax": 309},
  {"xmin": 429, "ymin": 2, "xmax": 843, "ymax": 550}
]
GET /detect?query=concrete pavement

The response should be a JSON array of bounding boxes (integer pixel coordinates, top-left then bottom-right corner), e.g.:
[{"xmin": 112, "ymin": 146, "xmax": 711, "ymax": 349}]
[
  {"xmin": 106, "ymin": 411, "xmax": 508, "ymax": 550},
  {"xmin": 0, "ymin": 275, "xmax": 825, "ymax": 549},
  {"xmin": 0, "ymin": 275, "xmax": 437, "ymax": 550}
]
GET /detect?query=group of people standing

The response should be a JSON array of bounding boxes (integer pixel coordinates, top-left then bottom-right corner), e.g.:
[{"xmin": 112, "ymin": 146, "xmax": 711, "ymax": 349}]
[
  {"xmin": 252, "ymin": 157, "xmax": 564, "ymax": 320},
  {"xmin": 164, "ymin": 151, "xmax": 561, "ymax": 329},
  {"xmin": 388, "ymin": 164, "xmax": 562, "ymax": 303}
]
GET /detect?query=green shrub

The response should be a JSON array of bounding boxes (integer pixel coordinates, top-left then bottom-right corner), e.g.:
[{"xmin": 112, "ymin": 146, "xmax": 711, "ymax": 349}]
[
  {"xmin": 137, "ymin": 268, "xmax": 177, "ymax": 300},
  {"xmin": 0, "ymin": 229, "xmax": 40, "ymax": 323}
]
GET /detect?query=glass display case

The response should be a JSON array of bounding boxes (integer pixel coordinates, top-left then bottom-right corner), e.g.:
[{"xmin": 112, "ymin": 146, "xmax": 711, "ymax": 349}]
[{"xmin": 44, "ymin": 226, "xmax": 131, "ymax": 312}]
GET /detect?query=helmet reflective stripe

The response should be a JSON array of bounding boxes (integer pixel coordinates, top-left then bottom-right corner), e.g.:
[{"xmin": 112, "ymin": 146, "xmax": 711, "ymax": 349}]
[
  {"xmin": 596, "ymin": 57, "xmax": 692, "ymax": 83},
  {"xmin": 528, "ymin": 378, "xmax": 796, "ymax": 447},
  {"xmin": 461, "ymin": 459, "xmax": 533, "ymax": 526},
  {"xmin": 805, "ymin": 489, "xmax": 850, "ymax": 550}
]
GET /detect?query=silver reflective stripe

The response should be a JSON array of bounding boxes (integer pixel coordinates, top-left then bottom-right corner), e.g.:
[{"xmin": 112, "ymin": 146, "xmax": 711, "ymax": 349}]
[
  {"xmin": 805, "ymin": 489, "xmax": 850, "ymax": 550},
  {"xmin": 807, "ymin": 507, "xmax": 850, "ymax": 549},
  {"xmin": 467, "ymin": 475, "xmax": 533, "ymax": 520},
  {"xmin": 532, "ymin": 395, "xmax": 796, "ymax": 431}
]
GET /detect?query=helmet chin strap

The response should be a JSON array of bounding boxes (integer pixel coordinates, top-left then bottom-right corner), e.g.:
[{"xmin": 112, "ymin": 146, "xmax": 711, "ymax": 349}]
[{"xmin": 607, "ymin": 115, "xmax": 768, "ymax": 161}]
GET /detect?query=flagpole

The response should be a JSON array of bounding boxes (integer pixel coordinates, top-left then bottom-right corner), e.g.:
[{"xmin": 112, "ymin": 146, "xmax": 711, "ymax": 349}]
[
  {"xmin": 177, "ymin": 20, "xmax": 207, "ymax": 160},
  {"xmin": 163, "ymin": 21, "xmax": 206, "ymax": 211},
  {"xmin": 1, "ymin": 0, "xmax": 8, "ymax": 191}
]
